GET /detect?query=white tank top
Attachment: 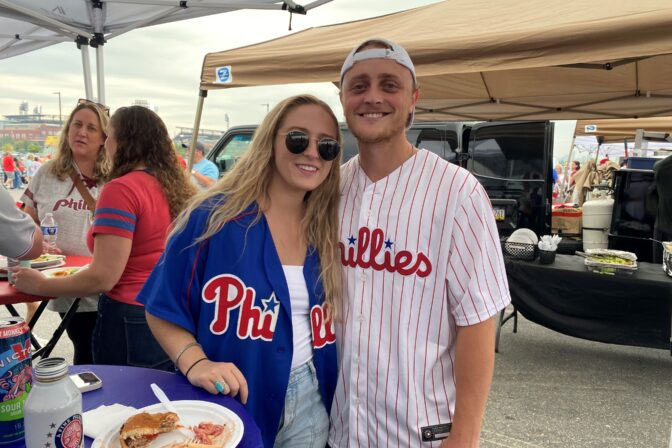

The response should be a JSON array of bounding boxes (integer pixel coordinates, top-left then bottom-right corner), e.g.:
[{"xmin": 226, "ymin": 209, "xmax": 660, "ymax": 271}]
[{"xmin": 282, "ymin": 265, "xmax": 313, "ymax": 369}]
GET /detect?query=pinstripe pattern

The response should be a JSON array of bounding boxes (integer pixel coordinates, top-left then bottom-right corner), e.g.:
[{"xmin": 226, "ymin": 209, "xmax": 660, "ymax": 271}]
[{"xmin": 329, "ymin": 150, "xmax": 511, "ymax": 447}]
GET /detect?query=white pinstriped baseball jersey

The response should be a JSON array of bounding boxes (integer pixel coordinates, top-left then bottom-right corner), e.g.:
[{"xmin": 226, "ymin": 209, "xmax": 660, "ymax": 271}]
[{"xmin": 329, "ymin": 149, "xmax": 511, "ymax": 447}]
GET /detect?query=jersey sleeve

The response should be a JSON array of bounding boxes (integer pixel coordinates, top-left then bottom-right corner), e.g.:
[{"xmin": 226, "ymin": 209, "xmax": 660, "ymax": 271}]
[
  {"xmin": 91, "ymin": 180, "xmax": 138, "ymax": 240},
  {"xmin": 446, "ymin": 179, "xmax": 511, "ymax": 326},
  {"xmin": 137, "ymin": 208, "xmax": 209, "ymax": 335}
]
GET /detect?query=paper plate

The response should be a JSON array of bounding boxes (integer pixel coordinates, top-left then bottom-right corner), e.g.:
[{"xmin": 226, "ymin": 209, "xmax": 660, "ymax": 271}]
[
  {"xmin": 92, "ymin": 400, "xmax": 244, "ymax": 448},
  {"xmin": 30, "ymin": 254, "xmax": 67, "ymax": 269}
]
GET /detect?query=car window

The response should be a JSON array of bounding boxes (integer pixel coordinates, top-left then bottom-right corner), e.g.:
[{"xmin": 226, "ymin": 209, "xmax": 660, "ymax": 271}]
[
  {"xmin": 214, "ymin": 133, "xmax": 253, "ymax": 172},
  {"xmin": 469, "ymin": 122, "xmax": 546, "ymax": 180}
]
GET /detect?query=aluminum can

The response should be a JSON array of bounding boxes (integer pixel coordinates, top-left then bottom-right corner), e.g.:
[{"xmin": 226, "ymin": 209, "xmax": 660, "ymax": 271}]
[
  {"xmin": 23, "ymin": 358, "xmax": 82, "ymax": 448},
  {"xmin": 0, "ymin": 317, "xmax": 32, "ymax": 444}
]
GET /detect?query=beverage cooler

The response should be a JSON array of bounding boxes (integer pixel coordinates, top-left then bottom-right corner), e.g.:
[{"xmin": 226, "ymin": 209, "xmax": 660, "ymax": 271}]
[{"xmin": 608, "ymin": 169, "xmax": 656, "ymax": 262}]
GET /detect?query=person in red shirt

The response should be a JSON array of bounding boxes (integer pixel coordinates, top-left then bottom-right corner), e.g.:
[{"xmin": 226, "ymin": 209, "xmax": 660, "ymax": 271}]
[
  {"xmin": 13, "ymin": 106, "xmax": 196, "ymax": 370},
  {"xmin": 3, "ymin": 151, "xmax": 16, "ymax": 189}
]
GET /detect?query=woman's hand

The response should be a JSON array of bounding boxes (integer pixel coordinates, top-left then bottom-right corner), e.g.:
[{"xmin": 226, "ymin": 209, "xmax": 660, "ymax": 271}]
[
  {"xmin": 11, "ymin": 267, "xmax": 47, "ymax": 296},
  {"xmin": 186, "ymin": 358, "xmax": 249, "ymax": 404}
]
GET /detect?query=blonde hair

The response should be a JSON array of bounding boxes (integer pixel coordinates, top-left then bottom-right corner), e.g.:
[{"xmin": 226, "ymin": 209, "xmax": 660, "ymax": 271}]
[
  {"xmin": 50, "ymin": 103, "xmax": 111, "ymax": 181},
  {"xmin": 171, "ymin": 94, "xmax": 342, "ymax": 315}
]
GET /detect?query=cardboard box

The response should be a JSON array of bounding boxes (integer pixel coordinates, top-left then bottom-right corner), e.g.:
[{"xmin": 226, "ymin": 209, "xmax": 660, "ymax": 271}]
[{"xmin": 552, "ymin": 206, "xmax": 582, "ymax": 235}]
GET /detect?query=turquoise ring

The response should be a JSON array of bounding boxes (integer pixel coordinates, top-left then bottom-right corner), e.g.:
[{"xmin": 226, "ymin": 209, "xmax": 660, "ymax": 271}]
[{"xmin": 215, "ymin": 381, "xmax": 226, "ymax": 393}]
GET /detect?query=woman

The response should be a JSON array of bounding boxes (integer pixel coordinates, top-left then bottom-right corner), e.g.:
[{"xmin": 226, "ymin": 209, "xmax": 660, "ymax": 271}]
[
  {"xmin": 138, "ymin": 95, "xmax": 341, "ymax": 447},
  {"xmin": 20, "ymin": 101, "xmax": 110, "ymax": 364},
  {"xmin": 14, "ymin": 106, "xmax": 195, "ymax": 370}
]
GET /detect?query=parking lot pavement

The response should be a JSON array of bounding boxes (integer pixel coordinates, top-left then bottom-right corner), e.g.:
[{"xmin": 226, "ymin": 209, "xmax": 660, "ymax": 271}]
[{"xmin": 487, "ymin": 308, "xmax": 671, "ymax": 448}]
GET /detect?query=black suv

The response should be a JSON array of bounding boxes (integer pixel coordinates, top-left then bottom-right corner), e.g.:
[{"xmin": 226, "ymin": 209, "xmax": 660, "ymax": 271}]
[{"xmin": 207, "ymin": 121, "xmax": 554, "ymax": 239}]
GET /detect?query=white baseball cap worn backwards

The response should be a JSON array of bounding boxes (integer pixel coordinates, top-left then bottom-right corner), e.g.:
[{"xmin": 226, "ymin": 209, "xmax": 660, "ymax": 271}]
[{"xmin": 340, "ymin": 38, "xmax": 417, "ymax": 128}]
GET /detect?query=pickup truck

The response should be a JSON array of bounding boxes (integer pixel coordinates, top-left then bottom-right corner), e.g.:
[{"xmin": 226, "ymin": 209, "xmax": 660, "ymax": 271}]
[{"xmin": 207, "ymin": 121, "xmax": 554, "ymax": 239}]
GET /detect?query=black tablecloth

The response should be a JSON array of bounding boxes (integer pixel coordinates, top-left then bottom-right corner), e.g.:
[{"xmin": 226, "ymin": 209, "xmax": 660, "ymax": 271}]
[{"xmin": 505, "ymin": 254, "xmax": 672, "ymax": 350}]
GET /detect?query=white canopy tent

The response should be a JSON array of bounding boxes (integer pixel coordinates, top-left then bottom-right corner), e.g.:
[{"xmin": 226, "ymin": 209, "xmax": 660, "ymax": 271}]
[{"xmin": 0, "ymin": 0, "xmax": 332, "ymax": 103}]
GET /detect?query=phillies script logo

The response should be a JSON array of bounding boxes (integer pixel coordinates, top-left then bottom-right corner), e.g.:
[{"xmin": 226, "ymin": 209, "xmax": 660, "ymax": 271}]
[
  {"xmin": 340, "ymin": 227, "xmax": 432, "ymax": 277},
  {"xmin": 310, "ymin": 304, "xmax": 336, "ymax": 349},
  {"xmin": 202, "ymin": 274, "xmax": 279, "ymax": 341}
]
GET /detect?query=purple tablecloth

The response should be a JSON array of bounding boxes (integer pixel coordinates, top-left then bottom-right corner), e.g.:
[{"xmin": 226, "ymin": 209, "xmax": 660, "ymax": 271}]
[{"xmin": 7, "ymin": 364, "xmax": 263, "ymax": 448}]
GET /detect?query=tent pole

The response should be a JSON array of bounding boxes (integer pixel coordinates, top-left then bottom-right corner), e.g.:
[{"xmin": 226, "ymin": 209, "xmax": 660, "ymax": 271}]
[
  {"xmin": 78, "ymin": 38, "xmax": 93, "ymax": 100},
  {"xmin": 96, "ymin": 45, "xmax": 105, "ymax": 105},
  {"xmin": 562, "ymin": 135, "xmax": 576, "ymax": 202},
  {"xmin": 187, "ymin": 90, "xmax": 208, "ymax": 171}
]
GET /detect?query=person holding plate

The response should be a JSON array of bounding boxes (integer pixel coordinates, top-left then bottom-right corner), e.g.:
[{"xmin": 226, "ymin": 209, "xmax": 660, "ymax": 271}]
[
  {"xmin": 139, "ymin": 94, "xmax": 341, "ymax": 447},
  {"xmin": 19, "ymin": 100, "xmax": 111, "ymax": 364},
  {"xmin": 13, "ymin": 105, "xmax": 195, "ymax": 370}
]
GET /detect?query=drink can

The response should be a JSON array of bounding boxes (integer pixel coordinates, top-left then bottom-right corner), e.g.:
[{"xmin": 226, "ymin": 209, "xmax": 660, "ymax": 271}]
[{"xmin": 0, "ymin": 317, "xmax": 32, "ymax": 444}]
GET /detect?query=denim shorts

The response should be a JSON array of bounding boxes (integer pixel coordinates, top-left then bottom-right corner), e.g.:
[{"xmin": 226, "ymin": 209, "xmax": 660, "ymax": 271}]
[
  {"xmin": 274, "ymin": 359, "xmax": 329, "ymax": 448},
  {"xmin": 91, "ymin": 294, "xmax": 172, "ymax": 371}
]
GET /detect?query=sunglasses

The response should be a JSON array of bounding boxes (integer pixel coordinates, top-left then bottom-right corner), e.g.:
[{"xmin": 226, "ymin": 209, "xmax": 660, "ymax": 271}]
[
  {"xmin": 78, "ymin": 98, "xmax": 110, "ymax": 115},
  {"xmin": 280, "ymin": 130, "xmax": 340, "ymax": 161}
]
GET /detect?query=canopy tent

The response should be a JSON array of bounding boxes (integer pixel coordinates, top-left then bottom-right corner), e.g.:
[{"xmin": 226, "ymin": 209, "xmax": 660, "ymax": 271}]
[
  {"xmin": 575, "ymin": 117, "xmax": 672, "ymax": 142},
  {"xmin": 198, "ymin": 0, "xmax": 672, "ymax": 122},
  {"xmin": 0, "ymin": 0, "xmax": 331, "ymax": 103}
]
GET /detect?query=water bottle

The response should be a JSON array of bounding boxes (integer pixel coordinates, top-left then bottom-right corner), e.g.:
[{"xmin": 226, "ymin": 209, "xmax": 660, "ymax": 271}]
[
  {"xmin": 40, "ymin": 213, "xmax": 58, "ymax": 248},
  {"xmin": 23, "ymin": 358, "xmax": 83, "ymax": 448}
]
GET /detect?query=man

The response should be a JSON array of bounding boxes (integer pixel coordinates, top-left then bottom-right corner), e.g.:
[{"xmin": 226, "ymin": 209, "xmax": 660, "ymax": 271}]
[
  {"xmin": 330, "ymin": 38, "xmax": 511, "ymax": 447},
  {"xmin": 187, "ymin": 141, "xmax": 219, "ymax": 190},
  {"xmin": 0, "ymin": 187, "xmax": 42, "ymax": 259}
]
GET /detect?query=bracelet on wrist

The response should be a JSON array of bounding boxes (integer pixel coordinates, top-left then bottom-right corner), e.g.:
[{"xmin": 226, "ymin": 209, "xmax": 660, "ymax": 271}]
[
  {"xmin": 184, "ymin": 357, "xmax": 208, "ymax": 378},
  {"xmin": 174, "ymin": 341, "xmax": 201, "ymax": 372}
]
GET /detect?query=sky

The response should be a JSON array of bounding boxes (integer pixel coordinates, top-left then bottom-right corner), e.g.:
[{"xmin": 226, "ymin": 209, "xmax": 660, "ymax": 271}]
[
  {"xmin": 0, "ymin": 0, "xmax": 443, "ymax": 135},
  {"xmin": 0, "ymin": 0, "xmax": 584, "ymax": 158}
]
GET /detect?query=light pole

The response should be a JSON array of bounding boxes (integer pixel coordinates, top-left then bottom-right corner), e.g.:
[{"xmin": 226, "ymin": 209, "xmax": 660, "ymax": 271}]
[
  {"xmin": 261, "ymin": 103, "xmax": 269, "ymax": 114},
  {"xmin": 52, "ymin": 91, "xmax": 62, "ymax": 125}
]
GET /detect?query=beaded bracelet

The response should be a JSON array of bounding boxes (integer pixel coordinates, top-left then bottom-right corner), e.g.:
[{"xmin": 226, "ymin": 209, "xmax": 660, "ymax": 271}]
[
  {"xmin": 174, "ymin": 341, "xmax": 201, "ymax": 372},
  {"xmin": 184, "ymin": 357, "xmax": 208, "ymax": 378}
]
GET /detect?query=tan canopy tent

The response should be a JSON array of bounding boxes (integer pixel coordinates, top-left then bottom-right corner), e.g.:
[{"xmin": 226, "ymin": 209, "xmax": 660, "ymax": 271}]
[
  {"xmin": 198, "ymin": 0, "xmax": 672, "ymax": 124},
  {"xmin": 575, "ymin": 117, "xmax": 672, "ymax": 142}
]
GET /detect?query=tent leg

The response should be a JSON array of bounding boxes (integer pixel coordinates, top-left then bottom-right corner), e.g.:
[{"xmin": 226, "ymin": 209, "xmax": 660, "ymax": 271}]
[
  {"xmin": 80, "ymin": 43, "xmax": 93, "ymax": 100},
  {"xmin": 187, "ymin": 90, "xmax": 208, "ymax": 171},
  {"xmin": 96, "ymin": 45, "xmax": 105, "ymax": 105}
]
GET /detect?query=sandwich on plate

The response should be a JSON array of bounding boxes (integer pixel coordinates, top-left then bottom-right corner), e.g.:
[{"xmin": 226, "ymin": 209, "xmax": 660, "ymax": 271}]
[{"xmin": 119, "ymin": 411, "xmax": 179, "ymax": 448}]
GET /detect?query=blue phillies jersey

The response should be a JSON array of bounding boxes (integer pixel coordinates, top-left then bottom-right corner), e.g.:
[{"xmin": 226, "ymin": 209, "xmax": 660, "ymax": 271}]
[{"xmin": 138, "ymin": 201, "xmax": 337, "ymax": 448}]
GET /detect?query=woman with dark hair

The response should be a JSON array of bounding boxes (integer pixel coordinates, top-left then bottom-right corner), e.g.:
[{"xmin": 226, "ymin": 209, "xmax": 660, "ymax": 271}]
[
  {"xmin": 20, "ymin": 101, "xmax": 110, "ymax": 364},
  {"xmin": 14, "ymin": 105, "xmax": 196, "ymax": 369}
]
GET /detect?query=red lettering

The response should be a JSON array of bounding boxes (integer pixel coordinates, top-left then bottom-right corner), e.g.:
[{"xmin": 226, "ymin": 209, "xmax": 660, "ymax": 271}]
[
  {"xmin": 339, "ymin": 227, "xmax": 433, "ymax": 277},
  {"xmin": 237, "ymin": 291, "xmax": 278, "ymax": 341},
  {"xmin": 11, "ymin": 339, "xmax": 31, "ymax": 362},
  {"xmin": 311, "ymin": 305, "xmax": 336, "ymax": 348},
  {"xmin": 202, "ymin": 274, "xmax": 246, "ymax": 334},
  {"xmin": 202, "ymin": 274, "xmax": 278, "ymax": 340}
]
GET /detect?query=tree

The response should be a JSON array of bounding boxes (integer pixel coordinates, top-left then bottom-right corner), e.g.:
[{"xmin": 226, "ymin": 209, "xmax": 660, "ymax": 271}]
[{"xmin": 27, "ymin": 143, "xmax": 41, "ymax": 154}]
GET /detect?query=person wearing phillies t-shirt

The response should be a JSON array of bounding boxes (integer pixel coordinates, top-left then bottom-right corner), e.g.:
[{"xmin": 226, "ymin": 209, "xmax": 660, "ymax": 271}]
[
  {"xmin": 19, "ymin": 102, "xmax": 110, "ymax": 364},
  {"xmin": 330, "ymin": 38, "xmax": 511, "ymax": 448},
  {"xmin": 13, "ymin": 105, "xmax": 195, "ymax": 370}
]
